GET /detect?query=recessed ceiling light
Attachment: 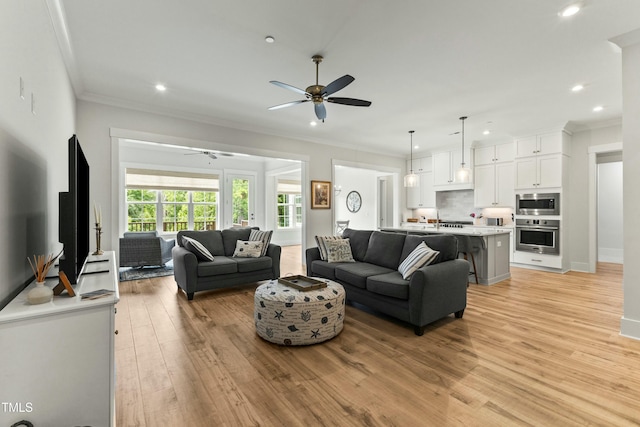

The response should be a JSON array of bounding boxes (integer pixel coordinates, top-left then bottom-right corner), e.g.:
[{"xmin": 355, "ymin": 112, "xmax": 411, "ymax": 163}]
[
  {"xmin": 572, "ymin": 84, "xmax": 584, "ymax": 92},
  {"xmin": 593, "ymin": 105, "xmax": 604, "ymax": 112},
  {"xmin": 310, "ymin": 121, "xmax": 317, "ymax": 126},
  {"xmin": 414, "ymin": 145, "xmax": 419, "ymax": 149},
  {"xmin": 483, "ymin": 130, "xmax": 491, "ymax": 135},
  {"xmin": 155, "ymin": 84, "xmax": 166, "ymax": 92},
  {"xmin": 265, "ymin": 35, "xmax": 275, "ymax": 43},
  {"xmin": 560, "ymin": 2, "xmax": 582, "ymax": 17}
]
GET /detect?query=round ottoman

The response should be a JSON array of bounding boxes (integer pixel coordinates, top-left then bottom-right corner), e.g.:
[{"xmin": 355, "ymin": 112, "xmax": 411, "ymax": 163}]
[{"xmin": 254, "ymin": 279, "xmax": 345, "ymax": 345}]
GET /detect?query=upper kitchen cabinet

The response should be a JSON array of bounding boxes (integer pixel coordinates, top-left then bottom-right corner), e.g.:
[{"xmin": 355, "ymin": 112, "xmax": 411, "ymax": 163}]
[
  {"xmin": 407, "ymin": 170, "xmax": 436, "ymax": 209},
  {"xmin": 475, "ymin": 161, "xmax": 515, "ymax": 207},
  {"xmin": 514, "ymin": 130, "xmax": 570, "ymax": 190},
  {"xmin": 515, "ymin": 131, "xmax": 569, "ymax": 158},
  {"xmin": 433, "ymin": 147, "xmax": 473, "ymax": 190},
  {"xmin": 475, "ymin": 142, "xmax": 515, "ymax": 166},
  {"xmin": 406, "ymin": 156, "xmax": 432, "ymax": 174}
]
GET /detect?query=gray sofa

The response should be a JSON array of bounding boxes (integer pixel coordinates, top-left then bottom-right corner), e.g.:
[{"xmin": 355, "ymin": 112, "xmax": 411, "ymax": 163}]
[
  {"xmin": 306, "ymin": 229, "xmax": 468, "ymax": 335},
  {"xmin": 172, "ymin": 228, "xmax": 281, "ymax": 300},
  {"xmin": 119, "ymin": 231, "xmax": 175, "ymax": 267}
]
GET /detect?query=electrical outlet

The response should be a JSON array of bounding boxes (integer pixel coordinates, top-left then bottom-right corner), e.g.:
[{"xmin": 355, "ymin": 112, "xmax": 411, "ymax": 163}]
[
  {"xmin": 20, "ymin": 77, "xmax": 24, "ymax": 99},
  {"xmin": 497, "ymin": 241, "xmax": 502, "ymax": 247}
]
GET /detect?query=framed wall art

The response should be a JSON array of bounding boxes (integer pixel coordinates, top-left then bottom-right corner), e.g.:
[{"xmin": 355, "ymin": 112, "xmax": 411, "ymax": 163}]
[{"xmin": 311, "ymin": 180, "xmax": 331, "ymax": 209}]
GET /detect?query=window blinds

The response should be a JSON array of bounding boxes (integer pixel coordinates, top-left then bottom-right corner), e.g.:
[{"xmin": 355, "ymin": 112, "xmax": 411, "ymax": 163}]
[
  {"xmin": 277, "ymin": 179, "xmax": 301, "ymax": 194},
  {"xmin": 125, "ymin": 168, "xmax": 219, "ymax": 191}
]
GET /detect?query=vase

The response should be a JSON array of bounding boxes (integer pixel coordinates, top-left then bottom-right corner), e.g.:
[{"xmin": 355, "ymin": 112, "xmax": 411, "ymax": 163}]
[{"xmin": 27, "ymin": 281, "xmax": 53, "ymax": 305}]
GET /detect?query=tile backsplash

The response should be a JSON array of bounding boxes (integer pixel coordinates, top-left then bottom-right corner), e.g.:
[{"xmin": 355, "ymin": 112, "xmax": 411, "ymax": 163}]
[{"xmin": 436, "ymin": 190, "xmax": 476, "ymax": 221}]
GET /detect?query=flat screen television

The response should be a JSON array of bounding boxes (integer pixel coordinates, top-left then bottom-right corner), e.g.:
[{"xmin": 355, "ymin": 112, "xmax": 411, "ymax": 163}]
[{"xmin": 58, "ymin": 135, "xmax": 90, "ymax": 284}]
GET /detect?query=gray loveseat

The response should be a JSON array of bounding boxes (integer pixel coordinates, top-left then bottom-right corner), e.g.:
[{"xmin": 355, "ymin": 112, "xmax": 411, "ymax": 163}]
[
  {"xmin": 172, "ymin": 228, "xmax": 281, "ymax": 300},
  {"xmin": 306, "ymin": 229, "xmax": 468, "ymax": 335}
]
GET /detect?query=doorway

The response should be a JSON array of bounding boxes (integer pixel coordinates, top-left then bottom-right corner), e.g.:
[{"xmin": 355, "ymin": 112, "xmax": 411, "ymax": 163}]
[
  {"xmin": 588, "ymin": 143, "xmax": 623, "ymax": 272},
  {"xmin": 597, "ymin": 155, "xmax": 623, "ymax": 263},
  {"xmin": 225, "ymin": 172, "xmax": 256, "ymax": 229}
]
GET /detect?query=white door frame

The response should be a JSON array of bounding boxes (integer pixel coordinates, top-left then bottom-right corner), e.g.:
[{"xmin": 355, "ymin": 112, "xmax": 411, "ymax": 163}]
[
  {"xmin": 224, "ymin": 171, "xmax": 257, "ymax": 229},
  {"xmin": 588, "ymin": 142, "xmax": 623, "ymax": 272}
]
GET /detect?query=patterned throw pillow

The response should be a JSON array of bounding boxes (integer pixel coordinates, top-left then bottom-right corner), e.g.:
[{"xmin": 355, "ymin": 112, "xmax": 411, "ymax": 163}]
[
  {"xmin": 315, "ymin": 235, "xmax": 343, "ymax": 261},
  {"xmin": 397, "ymin": 242, "xmax": 440, "ymax": 280},
  {"xmin": 249, "ymin": 229, "xmax": 272, "ymax": 256},
  {"xmin": 325, "ymin": 238, "xmax": 355, "ymax": 263},
  {"xmin": 233, "ymin": 240, "xmax": 264, "ymax": 258},
  {"xmin": 182, "ymin": 236, "xmax": 215, "ymax": 261}
]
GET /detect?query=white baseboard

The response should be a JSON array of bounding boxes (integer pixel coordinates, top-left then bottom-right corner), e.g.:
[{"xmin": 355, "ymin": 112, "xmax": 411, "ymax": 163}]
[
  {"xmin": 620, "ymin": 316, "xmax": 640, "ymax": 341},
  {"xmin": 570, "ymin": 262, "xmax": 590, "ymax": 272},
  {"xmin": 598, "ymin": 247, "xmax": 623, "ymax": 264}
]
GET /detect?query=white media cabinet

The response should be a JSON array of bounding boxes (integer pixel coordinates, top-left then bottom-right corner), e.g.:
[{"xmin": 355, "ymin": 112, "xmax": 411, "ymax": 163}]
[{"xmin": 0, "ymin": 251, "xmax": 119, "ymax": 427}]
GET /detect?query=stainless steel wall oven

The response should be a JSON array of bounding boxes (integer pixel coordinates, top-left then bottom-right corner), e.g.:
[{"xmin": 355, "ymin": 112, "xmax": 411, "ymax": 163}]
[
  {"xmin": 516, "ymin": 193, "xmax": 560, "ymax": 216},
  {"xmin": 516, "ymin": 219, "xmax": 560, "ymax": 255}
]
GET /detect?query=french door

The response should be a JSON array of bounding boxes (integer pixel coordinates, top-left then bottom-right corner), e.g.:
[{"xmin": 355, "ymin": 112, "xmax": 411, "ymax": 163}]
[{"xmin": 224, "ymin": 173, "xmax": 256, "ymax": 229}]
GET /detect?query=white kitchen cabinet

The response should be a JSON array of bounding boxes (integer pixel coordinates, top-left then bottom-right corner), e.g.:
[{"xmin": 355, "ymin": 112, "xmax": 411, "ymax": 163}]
[
  {"xmin": 515, "ymin": 154, "xmax": 562, "ymax": 189},
  {"xmin": 474, "ymin": 162, "xmax": 515, "ymax": 207},
  {"xmin": 475, "ymin": 142, "xmax": 515, "ymax": 166},
  {"xmin": 407, "ymin": 171, "xmax": 436, "ymax": 208},
  {"xmin": 0, "ymin": 252, "xmax": 119, "ymax": 427},
  {"xmin": 407, "ymin": 156, "xmax": 432, "ymax": 173},
  {"xmin": 515, "ymin": 131, "xmax": 568, "ymax": 158},
  {"xmin": 433, "ymin": 147, "xmax": 473, "ymax": 190}
]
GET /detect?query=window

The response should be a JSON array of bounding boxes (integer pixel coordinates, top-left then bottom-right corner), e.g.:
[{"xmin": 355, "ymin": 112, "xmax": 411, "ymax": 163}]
[
  {"xmin": 126, "ymin": 189, "xmax": 158, "ymax": 231},
  {"xmin": 125, "ymin": 169, "xmax": 219, "ymax": 232},
  {"xmin": 161, "ymin": 190, "xmax": 189, "ymax": 232},
  {"xmin": 193, "ymin": 191, "xmax": 217, "ymax": 230},
  {"xmin": 276, "ymin": 179, "xmax": 302, "ymax": 229}
]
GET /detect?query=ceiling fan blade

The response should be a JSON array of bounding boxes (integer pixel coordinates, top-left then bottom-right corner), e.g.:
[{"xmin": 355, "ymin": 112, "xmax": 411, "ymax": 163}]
[
  {"xmin": 315, "ymin": 103, "xmax": 327, "ymax": 120},
  {"xmin": 268, "ymin": 99, "xmax": 310, "ymax": 110},
  {"xmin": 269, "ymin": 81, "xmax": 309, "ymax": 96},
  {"xmin": 322, "ymin": 75, "xmax": 355, "ymax": 96},
  {"xmin": 327, "ymin": 97, "xmax": 372, "ymax": 107}
]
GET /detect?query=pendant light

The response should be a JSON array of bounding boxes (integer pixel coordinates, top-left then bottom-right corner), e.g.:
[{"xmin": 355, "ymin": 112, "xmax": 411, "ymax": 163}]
[
  {"xmin": 455, "ymin": 116, "xmax": 471, "ymax": 183},
  {"xmin": 404, "ymin": 130, "xmax": 419, "ymax": 188}
]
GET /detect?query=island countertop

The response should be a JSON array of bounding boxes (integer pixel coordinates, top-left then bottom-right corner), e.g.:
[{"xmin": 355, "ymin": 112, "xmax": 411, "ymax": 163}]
[{"xmin": 380, "ymin": 225, "xmax": 512, "ymax": 237}]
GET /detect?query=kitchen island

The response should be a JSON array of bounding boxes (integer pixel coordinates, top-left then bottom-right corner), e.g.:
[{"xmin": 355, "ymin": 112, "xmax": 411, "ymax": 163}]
[{"xmin": 381, "ymin": 226, "xmax": 511, "ymax": 285}]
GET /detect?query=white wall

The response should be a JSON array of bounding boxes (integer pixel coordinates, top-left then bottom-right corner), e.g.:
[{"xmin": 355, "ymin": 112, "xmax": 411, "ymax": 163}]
[
  {"xmin": 75, "ymin": 101, "xmax": 405, "ymax": 255},
  {"xmin": 613, "ymin": 29, "xmax": 640, "ymax": 340},
  {"xmin": 597, "ymin": 161, "xmax": 623, "ymax": 263},
  {"xmin": 567, "ymin": 124, "xmax": 623, "ymax": 269},
  {"xmin": 334, "ymin": 166, "xmax": 379, "ymax": 230},
  {"xmin": 0, "ymin": 1, "xmax": 76, "ymax": 308}
]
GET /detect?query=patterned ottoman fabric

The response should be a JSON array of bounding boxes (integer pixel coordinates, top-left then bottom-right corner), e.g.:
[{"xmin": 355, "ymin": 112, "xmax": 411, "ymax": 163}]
[{"xmin": 254, "ymin": 279, "xmax": 345, "ymax": 345}]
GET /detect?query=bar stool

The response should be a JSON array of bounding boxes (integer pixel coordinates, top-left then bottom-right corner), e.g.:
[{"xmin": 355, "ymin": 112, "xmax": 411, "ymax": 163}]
[
  {"xmin": 456, "ymin": 235, "xmax": 478, "ymax": 285},
  {"xmin": 335, "ymin": 220, "xmax": 349, "ymax": 236}
]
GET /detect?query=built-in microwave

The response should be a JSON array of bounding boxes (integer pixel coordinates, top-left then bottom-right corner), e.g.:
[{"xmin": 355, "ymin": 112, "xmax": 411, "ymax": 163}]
[{"xmin": 516, "ymin": 193, "xmax": 560, "ymax": 216}]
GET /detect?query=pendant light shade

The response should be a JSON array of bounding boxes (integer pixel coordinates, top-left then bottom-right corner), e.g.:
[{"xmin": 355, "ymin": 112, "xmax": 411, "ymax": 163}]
[
  {"xmin": 404, "ymin": 130, "xmax": 419, "ymax": 188},
  {"xmin": 456, "ymin": 116, "xmax": 471, "ymax": 183}
]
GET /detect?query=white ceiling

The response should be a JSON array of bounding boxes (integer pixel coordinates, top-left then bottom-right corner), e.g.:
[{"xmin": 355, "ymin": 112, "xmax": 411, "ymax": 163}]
[{"xmin": 55, "ymin": 0, "xmax": 640, "ymax": 157}]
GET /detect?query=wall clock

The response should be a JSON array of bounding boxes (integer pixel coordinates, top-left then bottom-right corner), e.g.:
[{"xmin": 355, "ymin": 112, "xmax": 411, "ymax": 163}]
[{"xmin": 346, "ymin": 191, "xmax": 362, "ymax": 213}]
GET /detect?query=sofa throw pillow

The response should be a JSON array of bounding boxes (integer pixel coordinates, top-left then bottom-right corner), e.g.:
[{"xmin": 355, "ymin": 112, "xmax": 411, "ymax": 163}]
[
  {"xmin": 315, "ymin": 236, "xmax": 343, "ymax": 261},
  {"xmin": 233, "ymin": 240, "xmax": 264, "ymax": 258},
  {"xmin": 398, "ymin": 242, "xmax": 440, "ymax": 280},
  {"xmin": 182, "ymin": 236, "xmax": 215, "ymax": 262},
  {"xmin": 325, "ymin": 238, "xmax": 356, "ymax": 263},
  {"xmin": 249, "ymin": 229, "xmax": 272, "ymax": 257}
]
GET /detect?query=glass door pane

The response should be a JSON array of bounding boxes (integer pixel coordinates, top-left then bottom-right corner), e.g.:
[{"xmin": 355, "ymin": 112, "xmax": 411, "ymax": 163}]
[{"xmin": 225, "ymin": 173, "xmax": 256, "ymax": 229}]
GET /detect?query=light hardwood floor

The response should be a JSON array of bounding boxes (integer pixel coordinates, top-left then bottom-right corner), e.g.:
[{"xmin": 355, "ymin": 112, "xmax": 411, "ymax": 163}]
[{"xmin": 115, "ymin": 248, "xmax": 640, "ymax": 426}]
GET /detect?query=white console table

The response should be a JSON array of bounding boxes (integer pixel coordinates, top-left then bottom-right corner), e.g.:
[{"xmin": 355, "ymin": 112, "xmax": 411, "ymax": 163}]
[{"xmin": 0, "ymin": 251, "xmax": 119, "ymax": 427}]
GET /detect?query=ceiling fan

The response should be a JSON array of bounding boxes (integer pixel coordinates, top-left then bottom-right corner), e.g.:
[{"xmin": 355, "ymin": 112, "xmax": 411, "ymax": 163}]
[
  {"xmin": 184, "ymin": 150, "xmax": 233, "ymax": 160},
  {"xmin": 268, "ymin": 55, "xmax": 372, "ymax": 121}
]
